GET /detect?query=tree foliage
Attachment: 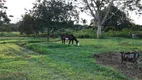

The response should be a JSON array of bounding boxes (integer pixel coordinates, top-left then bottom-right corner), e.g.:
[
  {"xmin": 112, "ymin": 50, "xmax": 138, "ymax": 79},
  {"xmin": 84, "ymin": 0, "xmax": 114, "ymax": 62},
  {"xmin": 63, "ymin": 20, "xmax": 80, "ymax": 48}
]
[
  {"xmin": 0, "ymin": 0, "xmax": 10, "ymax": 26},
  {"xmin": 19, "ymin": 14, "xmax": 35, "ymax": 35},
  {"xmin": 30, "ymin": 0, "xmax": 77, "ymax": 40},
  {"xmin": 103, "ymin": 6, "xmax": 132, "ymax": 31},
  {"xmin": 76, "ymin": 0, "xmax": 142, "ymax": 38}
]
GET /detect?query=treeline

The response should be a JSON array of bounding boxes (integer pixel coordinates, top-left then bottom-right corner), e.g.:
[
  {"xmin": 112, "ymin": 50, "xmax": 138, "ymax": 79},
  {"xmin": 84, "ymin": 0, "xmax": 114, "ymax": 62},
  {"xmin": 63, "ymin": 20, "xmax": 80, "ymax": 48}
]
[{"xmin": 1, "ymin": 22, "xmax": 142, "ymax": 38}]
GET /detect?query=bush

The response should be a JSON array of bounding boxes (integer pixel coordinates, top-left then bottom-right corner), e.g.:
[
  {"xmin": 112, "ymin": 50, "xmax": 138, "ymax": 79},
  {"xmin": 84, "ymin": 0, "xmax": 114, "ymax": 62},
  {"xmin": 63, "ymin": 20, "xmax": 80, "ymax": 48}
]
[
  {"xmin": 136, "ymin": 34, "xmax": 142, "ymax": 38},
  {"xmin": 73, "ymin": 29, "xmax": 97, "ymax": 38},
  {"xmin": 0, "ymin": 32, "xmax": 4, "ymax": 36},
  {"xmin": 105, "ymin": 29, "xmax": 132, "ymax": 38},
  {"xmin": 0, "ymin": 32, "xmax": 20, "ymax": 37}
]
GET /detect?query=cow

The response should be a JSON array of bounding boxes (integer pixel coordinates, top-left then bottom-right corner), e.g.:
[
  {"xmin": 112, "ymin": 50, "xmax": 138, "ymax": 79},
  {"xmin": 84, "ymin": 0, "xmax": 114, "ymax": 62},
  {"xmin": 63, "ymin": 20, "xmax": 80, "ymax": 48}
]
[
  {"xmin": 61, "ymin": 34, "xmax": 79, "ymax": 46},
  {"xmin": 120, "ymin": 51, "xmax": 140, "ymax": 63}
]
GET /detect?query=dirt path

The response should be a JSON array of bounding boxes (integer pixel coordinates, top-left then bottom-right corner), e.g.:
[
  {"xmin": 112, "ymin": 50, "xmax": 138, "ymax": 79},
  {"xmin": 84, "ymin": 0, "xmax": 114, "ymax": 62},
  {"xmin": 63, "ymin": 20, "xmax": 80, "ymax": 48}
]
[{"xmin": 93, "ymin": 52, "xmax": 142, "ymax": 80}]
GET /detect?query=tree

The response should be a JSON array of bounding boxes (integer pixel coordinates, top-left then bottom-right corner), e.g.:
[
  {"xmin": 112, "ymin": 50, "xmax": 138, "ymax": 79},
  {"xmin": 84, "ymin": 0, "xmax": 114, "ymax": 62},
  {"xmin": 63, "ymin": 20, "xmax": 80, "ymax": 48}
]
[
  {"xmin": 31, "ymin": 0, "xmax": 77, "ymax": 40},
  {"xmin": 77, "ymin": 0, "xmax": 142, "ymax": 38},
  {"xmin": 103, "ymin": 6, "xmax": 132, "ymax": 31},
  {"xmin": 0, "ymin": 0, "xmax": 10, "ymax": 26},
  {"xmin": 19, "ymin": 14, "xmax": 35, "ymax": 35}
]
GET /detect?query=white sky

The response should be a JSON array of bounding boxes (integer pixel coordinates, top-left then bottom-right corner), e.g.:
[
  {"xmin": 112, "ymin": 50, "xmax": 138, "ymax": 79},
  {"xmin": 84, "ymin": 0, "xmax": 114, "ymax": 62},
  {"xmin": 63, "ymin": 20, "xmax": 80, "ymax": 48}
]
[
  {"xmin": 5, "ymin": 0, "xmax": 36, "ymax": 23},
  {"xmin": 4, "ymin": 0, "xmax": 142, "ymax": 25}
]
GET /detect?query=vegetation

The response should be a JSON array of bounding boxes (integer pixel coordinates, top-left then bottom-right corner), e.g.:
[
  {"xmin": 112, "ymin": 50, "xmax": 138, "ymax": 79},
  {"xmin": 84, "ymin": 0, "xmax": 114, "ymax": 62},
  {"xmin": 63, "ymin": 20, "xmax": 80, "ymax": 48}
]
[
  {"xmin": 19, "ymin": 14, "xmax": 35, "ymax": 35},
  {"xmin": 0, "ymin": 0, "xmax": 142, "ymax": 80},
  {"xmin": 18, "ymin": 0, "xmax": 78, "ymax": 40},
  {"xmin": 0, "ymin": 32, "xmax": 20, "ymax": 37},
  {"xmin": 79, "ymin": 0, "xmax": 142, "ymax": 38},
  {"xmin": 103, "ymin": 6, "xmax": 132, "ymax": 31},
  {"xmin": 0, "ymin": 0, "xmax": 10, "ymax": 26},
  {"xmin": 1, "ymin": 37, "xmax": 142, "ymax": 80}
]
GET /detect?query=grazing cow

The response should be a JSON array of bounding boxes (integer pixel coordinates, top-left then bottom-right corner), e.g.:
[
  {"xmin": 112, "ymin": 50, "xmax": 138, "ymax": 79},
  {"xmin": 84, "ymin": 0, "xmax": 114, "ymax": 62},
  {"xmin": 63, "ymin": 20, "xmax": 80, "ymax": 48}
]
[
  {"xmin": 61, "ymin": 34, "xmax": 79, "ymax": 46},
  {"xmin": 120, "ymin": 51, "xmax": 140, "ymax": 63}
]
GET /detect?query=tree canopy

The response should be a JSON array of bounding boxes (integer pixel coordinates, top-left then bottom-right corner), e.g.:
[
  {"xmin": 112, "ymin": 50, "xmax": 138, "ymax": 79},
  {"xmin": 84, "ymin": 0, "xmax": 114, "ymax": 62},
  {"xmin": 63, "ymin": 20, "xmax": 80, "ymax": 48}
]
[
  {"xmin": 76, "ymin": 0, "xmax": 142, "ymax": 38},
  {"xmin": 19, "ymin": 0, "xmax": 78, "ymax": 39},
  {"xmin": 0, "ymin": 0, "xmax": 10, "ymax": 26},
  {"xmin": 103, "ymin": 6, "xmax": 132, "ymax": 31},
  {"xmin": 19, "ymin": 14, "xmax": 35, "ymax": 35},
  {"xmin": 33, "ymin": 0, "xmax": 77, "ymax": 40}
]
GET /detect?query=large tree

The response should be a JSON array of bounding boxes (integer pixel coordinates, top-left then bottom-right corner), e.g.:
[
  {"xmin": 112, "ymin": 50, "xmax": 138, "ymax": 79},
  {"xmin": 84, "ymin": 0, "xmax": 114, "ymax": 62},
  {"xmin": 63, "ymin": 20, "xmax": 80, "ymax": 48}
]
[
  {"xmin": 19, "ymin": 14, "xmax": 35, "ymax": 35},
  {"xmin": 31, "ymin": 0, "xmax": 78, "ymax": 40},
  {"xmin": 103, "ymin": 6, "xmax": 132, "ymax": 31},
  {"xmin": 90, "ymin": 6, "xmax": 132, "ymax": 31},
  {"xmin": 77, "ymin": 0, "xmax": 142, "ymax": 38}
]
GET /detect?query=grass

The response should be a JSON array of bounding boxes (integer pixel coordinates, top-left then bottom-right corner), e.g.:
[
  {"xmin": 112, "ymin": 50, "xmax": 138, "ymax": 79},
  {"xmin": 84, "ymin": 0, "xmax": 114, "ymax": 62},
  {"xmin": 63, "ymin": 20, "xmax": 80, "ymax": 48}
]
[{"xmin": 0, "ymin": 37, "xmax": 142, "ymax": 80}]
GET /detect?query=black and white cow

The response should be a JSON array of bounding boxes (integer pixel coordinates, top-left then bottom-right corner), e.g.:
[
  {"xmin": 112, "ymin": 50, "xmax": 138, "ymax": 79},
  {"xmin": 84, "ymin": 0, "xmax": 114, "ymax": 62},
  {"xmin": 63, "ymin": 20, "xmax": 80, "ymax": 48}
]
[{"xmin": 61, "ymin": 34, "xmax": 79, "ymax": 46}]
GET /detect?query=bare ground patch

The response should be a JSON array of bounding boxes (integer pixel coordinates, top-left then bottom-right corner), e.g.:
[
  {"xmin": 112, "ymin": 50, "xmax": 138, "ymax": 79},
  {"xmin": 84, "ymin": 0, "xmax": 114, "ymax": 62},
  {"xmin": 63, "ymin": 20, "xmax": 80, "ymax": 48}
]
[{"xmin": 93, "ymin": 52, "xmax": 142, "ymax": 80}]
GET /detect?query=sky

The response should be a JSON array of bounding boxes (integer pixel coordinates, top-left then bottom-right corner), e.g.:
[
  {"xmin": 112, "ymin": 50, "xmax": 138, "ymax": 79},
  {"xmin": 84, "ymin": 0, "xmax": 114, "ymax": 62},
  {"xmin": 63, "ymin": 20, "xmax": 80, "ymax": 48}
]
[
  {"xmin": 5, "ymin": 0, "xmax": 36, "ymax": 23},
  {"xmin": 4, "ymin": 0, "xmax": 142, "ymax": 25}
]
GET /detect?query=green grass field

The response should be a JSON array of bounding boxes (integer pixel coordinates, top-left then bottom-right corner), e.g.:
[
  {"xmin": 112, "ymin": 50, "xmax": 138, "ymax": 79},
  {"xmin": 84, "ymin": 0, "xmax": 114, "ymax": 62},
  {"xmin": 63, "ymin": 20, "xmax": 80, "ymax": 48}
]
[{"xmin": 0, "ymin": 37, "xmax": 141, "ymax": 80}]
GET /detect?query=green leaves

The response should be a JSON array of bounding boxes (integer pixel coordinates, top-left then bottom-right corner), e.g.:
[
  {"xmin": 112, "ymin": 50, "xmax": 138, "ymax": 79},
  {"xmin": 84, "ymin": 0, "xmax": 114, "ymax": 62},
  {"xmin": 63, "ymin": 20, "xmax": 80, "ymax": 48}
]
[
  {"xmin": 19, "ymin": 14, "xmax": 35, "ymax": 35},
  {"xmin": 0, "ymin": 0, "xmax": 10, "ymax": 26}
]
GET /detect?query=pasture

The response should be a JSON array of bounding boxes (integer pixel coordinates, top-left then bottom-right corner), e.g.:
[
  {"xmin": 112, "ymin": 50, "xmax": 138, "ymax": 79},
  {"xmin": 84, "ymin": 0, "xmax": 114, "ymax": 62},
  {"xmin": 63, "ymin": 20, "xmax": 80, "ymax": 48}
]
[{"xmin": 0, "ymin": 37, "xmax": 142, "ymax": 80}]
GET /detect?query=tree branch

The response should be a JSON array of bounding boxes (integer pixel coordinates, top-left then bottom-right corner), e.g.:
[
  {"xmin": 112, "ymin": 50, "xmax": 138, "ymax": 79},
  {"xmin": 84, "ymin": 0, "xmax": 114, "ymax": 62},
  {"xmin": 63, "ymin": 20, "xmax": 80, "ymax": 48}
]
[
  {"xmin": 84, "ymin": 0, "xmax": 97, "ymax": 20},
  {"xmin": 101, "ymin": 0, "xmax": 114, "ymax": 25},
  {"xmin": 105, "ymin": 8, "xmax": 119, "ymax": 22}
]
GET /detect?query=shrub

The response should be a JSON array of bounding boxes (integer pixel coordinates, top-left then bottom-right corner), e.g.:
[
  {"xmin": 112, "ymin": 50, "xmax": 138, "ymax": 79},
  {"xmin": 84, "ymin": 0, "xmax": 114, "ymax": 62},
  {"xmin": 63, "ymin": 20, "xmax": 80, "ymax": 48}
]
[
  {"xmin": 0, "ymin": 32, "xmax": 4, "ymax": 36},
  {"xmin": 73, "ymin": 29, "xmax": 97, "ymax": 38},
  {"xmin": 0, "ymin": 32, "xmax": 20, "ymax": 37},
  {"xmin": 105, "ymin": 29, "xmax": 132, "ymax": 38}
]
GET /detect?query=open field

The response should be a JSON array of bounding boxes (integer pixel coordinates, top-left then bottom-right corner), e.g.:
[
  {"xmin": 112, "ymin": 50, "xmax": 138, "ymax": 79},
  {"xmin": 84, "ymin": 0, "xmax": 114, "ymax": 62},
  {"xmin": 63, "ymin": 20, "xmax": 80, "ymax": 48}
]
[{"xmin": 0, "ymin": 37, "xmax": 142, "ymax": 80}]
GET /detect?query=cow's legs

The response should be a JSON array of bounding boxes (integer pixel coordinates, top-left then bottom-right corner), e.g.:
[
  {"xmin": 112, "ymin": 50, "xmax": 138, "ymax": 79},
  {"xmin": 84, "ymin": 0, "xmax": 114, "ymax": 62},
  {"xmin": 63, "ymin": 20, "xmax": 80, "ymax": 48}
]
[
  {"xmin": 72, "ymin": 40, "xmax": 74, "ymax": 44},
  {"xmin": 69, "ymin": 40, "xmax": 72, "ymax": 45},
  {"xmin": 62, "ymin": 39, "xmax": 64, "ymax": 44},
  {"xmin": 64, "ymin": 39, "xmax": 66, "ymax": 44}
]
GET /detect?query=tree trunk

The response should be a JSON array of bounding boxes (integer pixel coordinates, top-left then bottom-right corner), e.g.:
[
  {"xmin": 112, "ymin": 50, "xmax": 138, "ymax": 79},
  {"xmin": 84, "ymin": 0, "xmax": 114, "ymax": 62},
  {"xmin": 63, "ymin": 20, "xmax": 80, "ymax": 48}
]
[
  {"xmin": 97, "ymin": 23, "xmax": 102, "ymax": 38},
  {"xmin": 46, "ymin": 29, "xmax": 50, "ymax": 42}
]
